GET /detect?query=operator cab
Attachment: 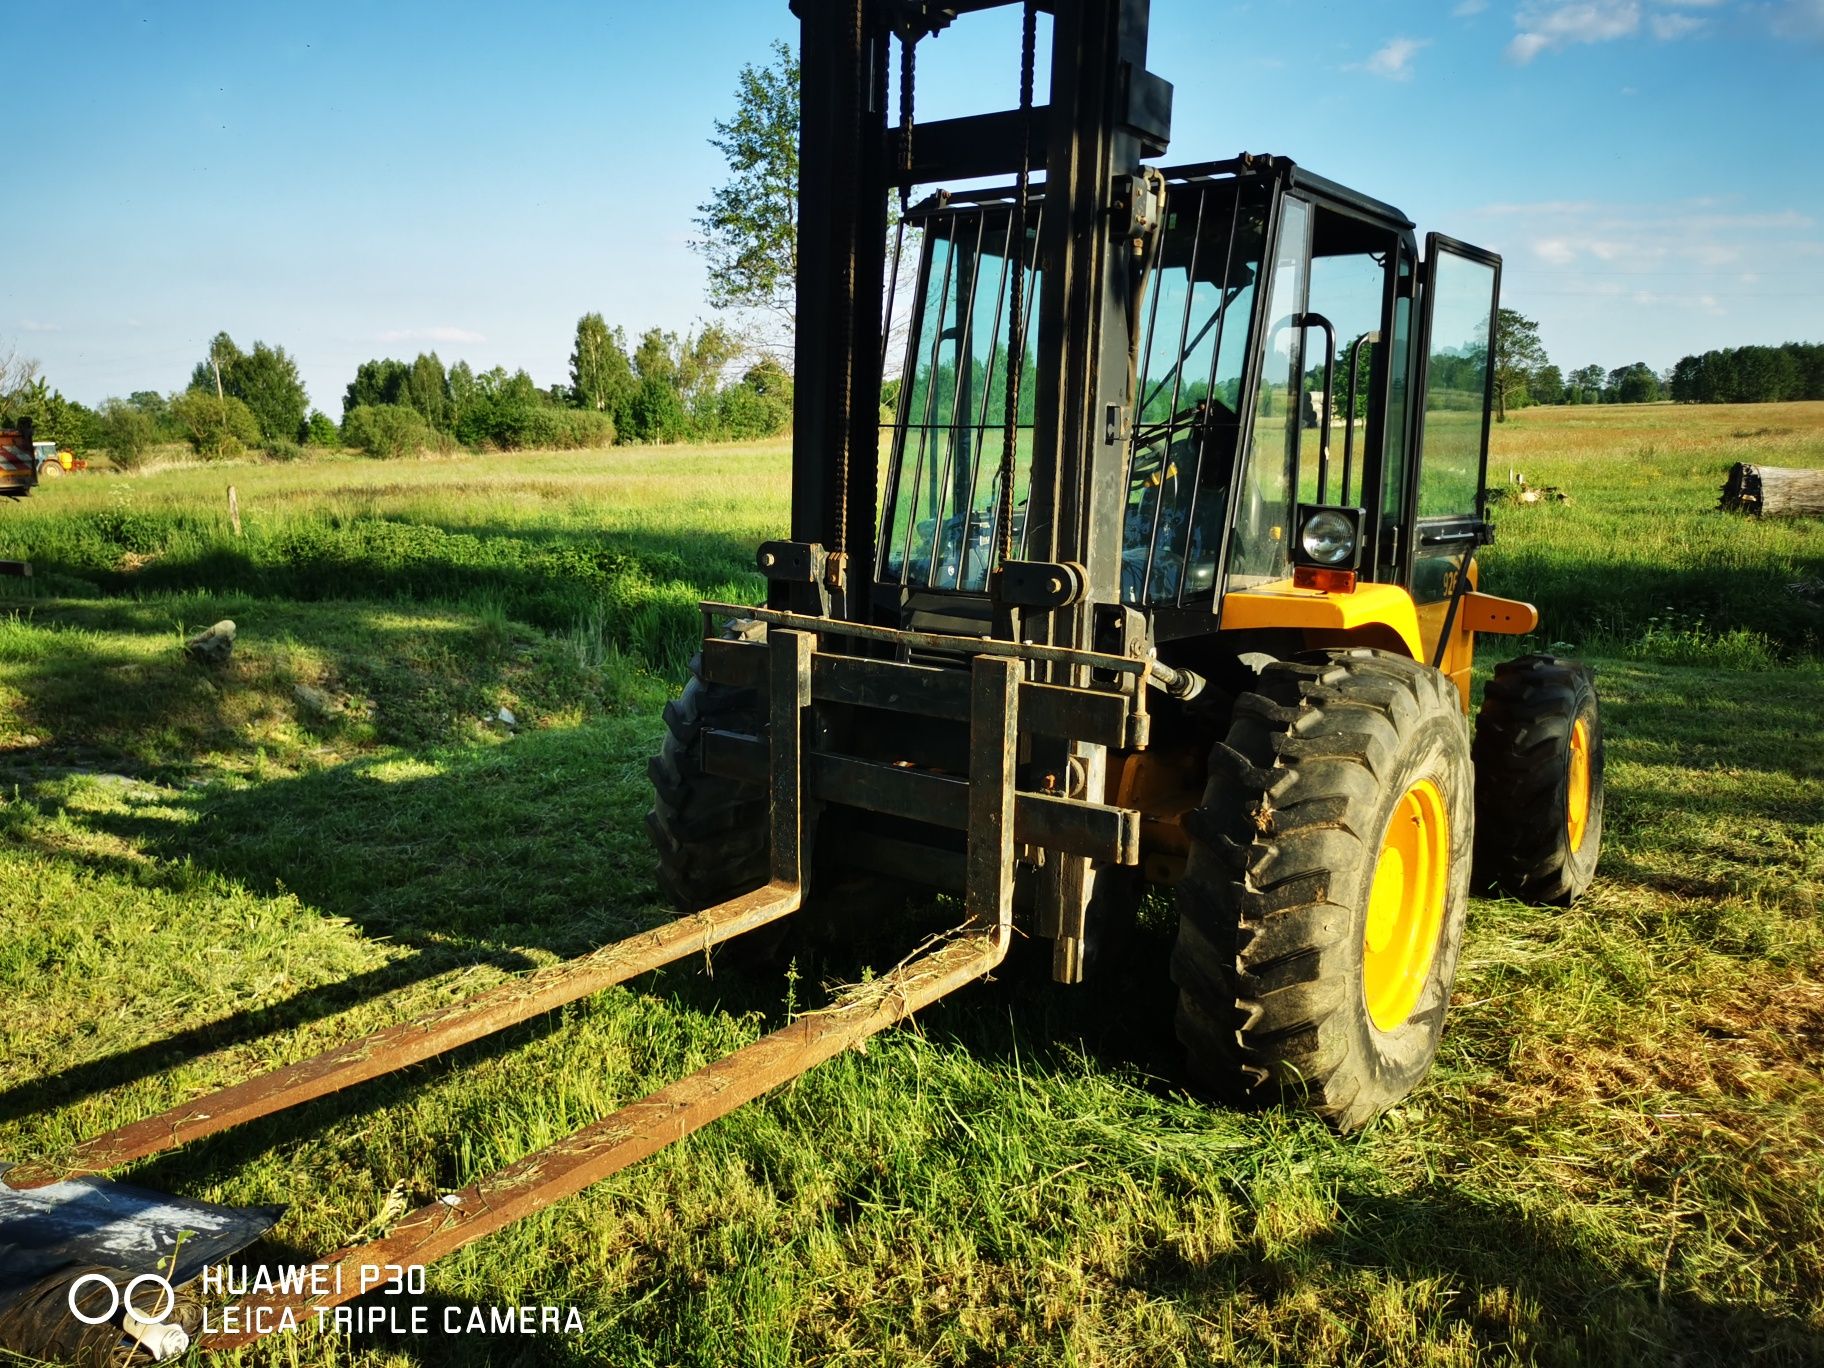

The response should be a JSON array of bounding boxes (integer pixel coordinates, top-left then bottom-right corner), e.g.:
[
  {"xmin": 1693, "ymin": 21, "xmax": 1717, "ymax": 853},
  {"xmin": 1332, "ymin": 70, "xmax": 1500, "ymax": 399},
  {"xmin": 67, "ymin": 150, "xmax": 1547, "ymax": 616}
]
[{"xmin": 876, "ymin": 155, "xmax": 1501, "ymax": 661}]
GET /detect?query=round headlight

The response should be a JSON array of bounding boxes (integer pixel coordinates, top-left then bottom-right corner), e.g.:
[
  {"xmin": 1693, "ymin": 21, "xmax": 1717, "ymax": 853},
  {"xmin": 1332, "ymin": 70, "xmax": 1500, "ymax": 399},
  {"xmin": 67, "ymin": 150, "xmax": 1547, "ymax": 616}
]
[{"xmin": 1300, "ymin": 511, "xmax": 1357, "ymax": 566}]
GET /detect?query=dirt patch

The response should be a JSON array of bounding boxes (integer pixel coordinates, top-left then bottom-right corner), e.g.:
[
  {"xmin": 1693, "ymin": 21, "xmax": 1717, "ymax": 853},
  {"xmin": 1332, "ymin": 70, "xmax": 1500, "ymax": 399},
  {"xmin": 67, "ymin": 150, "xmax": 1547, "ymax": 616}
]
[{"xmin": 1491, "ymin": 968, "xmax": 1824, "ymax": 1110}]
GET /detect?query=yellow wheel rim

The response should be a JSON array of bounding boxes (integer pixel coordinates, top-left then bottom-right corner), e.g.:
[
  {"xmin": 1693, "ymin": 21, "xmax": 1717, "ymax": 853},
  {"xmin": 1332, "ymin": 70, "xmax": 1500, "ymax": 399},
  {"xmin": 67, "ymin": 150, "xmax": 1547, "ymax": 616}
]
[
  {"xmin": 1566, "ymin": 718, "xmax": 1592, "ymax": 853},
  {"xmin": 1363, "ymin": 778, "xmax": 1449, "ymax": 1032}
]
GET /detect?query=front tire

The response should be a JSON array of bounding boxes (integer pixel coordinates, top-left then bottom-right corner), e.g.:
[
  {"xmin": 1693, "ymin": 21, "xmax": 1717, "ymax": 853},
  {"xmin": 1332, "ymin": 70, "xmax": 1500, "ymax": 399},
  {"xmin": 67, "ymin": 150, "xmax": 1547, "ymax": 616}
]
[
  {"xmin": 645, "ymin": 622, "xmax": 903, "ymax": 963},
  {"xmin": 1171, "ymin": 649, "xmax": 1474, "ymax": 1131},
  {"xmin": 646, "ymin": 621, "xmax": 770, "ymax": 914}
]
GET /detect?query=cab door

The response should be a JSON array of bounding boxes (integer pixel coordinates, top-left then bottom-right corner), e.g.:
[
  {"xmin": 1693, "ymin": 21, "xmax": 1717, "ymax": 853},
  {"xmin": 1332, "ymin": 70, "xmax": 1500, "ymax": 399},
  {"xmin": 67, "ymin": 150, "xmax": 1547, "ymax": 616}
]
[{"xmin": 1409, "ymin": 234, "xmax": 1501, "ymax": 696}]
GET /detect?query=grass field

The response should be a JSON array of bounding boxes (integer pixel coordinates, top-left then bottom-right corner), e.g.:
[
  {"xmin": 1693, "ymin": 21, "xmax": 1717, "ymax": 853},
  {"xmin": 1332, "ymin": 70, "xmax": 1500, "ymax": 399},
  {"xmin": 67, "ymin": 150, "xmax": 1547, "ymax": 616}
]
[{"xmin": 1, "ymin": 403, "xmax": 1820, "ymax": 1366}]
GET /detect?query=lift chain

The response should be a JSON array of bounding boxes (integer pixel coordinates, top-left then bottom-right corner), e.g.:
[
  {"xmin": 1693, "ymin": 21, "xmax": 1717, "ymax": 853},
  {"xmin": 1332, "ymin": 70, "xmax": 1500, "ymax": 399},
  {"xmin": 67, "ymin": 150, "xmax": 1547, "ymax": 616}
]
[
  {"xmin": 995, "ymin": 0, "xmax": 1039, "ymax": 564},
  {"xmin": 897, "ymin": 29, "xmax": 917, "ymax": 211},
  {"xmin": 830, "ymin": 0, "xmax": 867, "ymax": 569}
]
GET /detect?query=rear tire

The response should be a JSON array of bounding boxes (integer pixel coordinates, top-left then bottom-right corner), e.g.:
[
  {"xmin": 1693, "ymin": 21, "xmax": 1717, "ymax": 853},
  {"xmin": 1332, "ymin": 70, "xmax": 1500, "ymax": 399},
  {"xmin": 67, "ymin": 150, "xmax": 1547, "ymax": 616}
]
[
  {"xmin": 1472, "ymin": 655, "xmax": 1603, "ymax": 905},
  {"xmin": 1170, "ymin": 649, "xmax": 1473, "ymax": 1131},
  {"xmin": 36, "ymin": 460, "xmax": 61, "ymax": 479}
]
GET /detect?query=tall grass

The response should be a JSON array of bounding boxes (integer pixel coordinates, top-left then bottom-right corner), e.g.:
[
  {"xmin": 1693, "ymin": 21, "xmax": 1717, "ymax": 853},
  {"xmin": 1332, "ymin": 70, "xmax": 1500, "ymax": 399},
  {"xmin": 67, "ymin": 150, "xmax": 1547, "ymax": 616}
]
[
  {"xmin": 0, "ymin": 416, "xmax": 1819, "ymax": 1365},
  {"xmin": 1482, "ymin": 401, "xmax": 1824, "ymax": 661}
]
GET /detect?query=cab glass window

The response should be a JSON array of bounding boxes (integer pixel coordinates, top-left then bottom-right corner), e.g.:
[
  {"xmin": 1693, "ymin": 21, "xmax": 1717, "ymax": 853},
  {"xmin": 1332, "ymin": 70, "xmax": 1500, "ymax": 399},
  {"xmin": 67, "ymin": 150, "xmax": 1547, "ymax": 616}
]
[{"xmin": 1417, "ymin": 251, "xmax": 1496, "ymax": 518}]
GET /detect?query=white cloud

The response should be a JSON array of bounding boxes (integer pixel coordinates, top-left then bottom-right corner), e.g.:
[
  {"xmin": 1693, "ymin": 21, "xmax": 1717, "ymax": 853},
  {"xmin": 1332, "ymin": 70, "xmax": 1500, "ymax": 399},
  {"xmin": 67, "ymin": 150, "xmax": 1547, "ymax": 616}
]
[
  {"xmin": 1506, "ymin": 0, "xmax": 1733, "ymax": 58},
  {"xmin": 1507, "ymin": 1, "xmax": 1641, "ymax": 62},
  {"xmin": 1354, "ymin": 36, "xmax": 1431, "ymax": 80},
  {"xmin": 377, "ymin": 326, "xmax": 486, "ymax": 344},
  {"xmin": 1478, "ymin": 197, "xmax": 1820, "ymax": 300},
  {"xmin": 18, "ymin": 319, "xmax": 60, "ymax": 333},
  {"xmin": 1453, "ymin": 0, "xmax": 1489, "ymax": 14}
]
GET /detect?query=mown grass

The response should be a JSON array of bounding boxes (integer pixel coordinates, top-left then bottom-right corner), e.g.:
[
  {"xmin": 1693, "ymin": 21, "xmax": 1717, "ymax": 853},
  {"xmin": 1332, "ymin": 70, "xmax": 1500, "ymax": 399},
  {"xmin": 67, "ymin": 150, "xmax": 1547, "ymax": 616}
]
[{"xmin": 0, "ymin": 405, "xmax": 1820, "ymax": 1366}]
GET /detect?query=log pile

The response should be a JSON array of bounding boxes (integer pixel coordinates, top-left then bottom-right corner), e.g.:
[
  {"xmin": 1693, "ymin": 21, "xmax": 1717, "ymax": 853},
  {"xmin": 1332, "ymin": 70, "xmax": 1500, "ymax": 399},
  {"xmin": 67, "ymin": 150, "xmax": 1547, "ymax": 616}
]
[{"xmin": 1719, "ymin": 463, "xmax": 1824, "ymax": 518}]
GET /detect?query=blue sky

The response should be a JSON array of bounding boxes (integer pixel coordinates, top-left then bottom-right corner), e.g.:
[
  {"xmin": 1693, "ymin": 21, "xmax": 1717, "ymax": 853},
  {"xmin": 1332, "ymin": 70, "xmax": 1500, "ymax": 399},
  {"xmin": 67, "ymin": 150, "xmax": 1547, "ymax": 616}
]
[{"xmin": 10, "ymin": 0, "xmax": 1822, "ymax": 409}]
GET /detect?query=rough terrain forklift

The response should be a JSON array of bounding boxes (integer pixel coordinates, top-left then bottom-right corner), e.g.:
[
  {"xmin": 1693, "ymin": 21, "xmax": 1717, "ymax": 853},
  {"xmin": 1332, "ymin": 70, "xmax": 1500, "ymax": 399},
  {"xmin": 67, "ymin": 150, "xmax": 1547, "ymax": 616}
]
[
  {"xmin": 0, "ymin": 1, "xmax": 1603, "ymax": 1358},
  {"xmin": 648, "ymin": 0, "xmax": 1605, "ymax": 1129}
]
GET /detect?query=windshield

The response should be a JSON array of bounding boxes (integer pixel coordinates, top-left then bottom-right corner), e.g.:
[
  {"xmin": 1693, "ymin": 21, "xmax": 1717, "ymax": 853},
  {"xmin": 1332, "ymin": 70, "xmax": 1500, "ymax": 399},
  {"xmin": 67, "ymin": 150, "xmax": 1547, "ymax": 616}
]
[
  {"xmin": 1122, "ymin": 178, "xmax": 1270, "ymax": 605},
  {"xmin": 879, "ymin": 205, "xmax": 1043, "ymax": 593}
]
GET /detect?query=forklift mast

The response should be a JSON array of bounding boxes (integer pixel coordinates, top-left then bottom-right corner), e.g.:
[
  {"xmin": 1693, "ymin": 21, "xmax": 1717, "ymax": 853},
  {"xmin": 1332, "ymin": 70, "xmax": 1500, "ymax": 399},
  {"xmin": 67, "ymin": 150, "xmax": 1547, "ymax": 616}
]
[{"xmin": 783, "ymin": 0, "xmax": 1169, "ymax": 668}]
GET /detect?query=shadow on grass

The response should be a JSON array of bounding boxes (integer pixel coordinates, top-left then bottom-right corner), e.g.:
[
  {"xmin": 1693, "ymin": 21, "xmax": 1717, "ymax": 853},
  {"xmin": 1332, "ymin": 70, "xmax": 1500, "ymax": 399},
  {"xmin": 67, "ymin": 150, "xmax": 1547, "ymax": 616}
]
[
  {"xmin": 0, "ymin": 949, "xmax": 537, "ymax": 1128},
  {"xmin": 0, "ymin": 595, "xmax": 643, "ymax": 776},
  {"xmin": 1133, "ymin": 1181, "xmax": 1824, "ymax": 1366},
  {"xmin": 0, "ymin": 720, "xmax": 805, "ymax": 1137},
  {"xmin": 1498, "ymin": 539, "xmax": 1824, "ymax": 660}
]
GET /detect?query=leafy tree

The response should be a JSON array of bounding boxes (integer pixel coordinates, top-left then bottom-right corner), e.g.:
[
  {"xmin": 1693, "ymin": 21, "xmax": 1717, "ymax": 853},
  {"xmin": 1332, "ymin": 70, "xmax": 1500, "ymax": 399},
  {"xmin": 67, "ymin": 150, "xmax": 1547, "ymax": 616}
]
[
  {"xmin": 170, "ymin": 390, "xmax": 262, "ymax": 459},
  {"xmin": 447, "ymin": 361, "xmax": 478, "ymax": 428},
  {"xmin": 1568, "ymin": 364, "xmax": 1606, "ymax": 405},
  {"xmin": 1492, "ymin": 309, "xmax": 1546, "ymax": 422},
  {"xmin": 570, "ymin": 313, "xmax": 637, "ymax": 415},
  {"xmin": 633, "ymin": 324, "xmax": 742, "ymax": 412},
  {"xmin": 1, "ymin": 379, "xmax": 95, "ymax": 449},
  {"xmin": 621, "ymin": 375, "xmax": 690, "ymax": 444},
  {"xmin": 692, "ymin": 40, "xmax": 800, "ymax": 353},
  {"xmin": 1668, "ymin": 354, "xmax": 1702, "ymax": 404},
  {"xmin": 304, "ymin": 410, "xmax": 340, "ymax": 446},
  {"xmin": 1605, "ymin": 362, "xmax": 1661, "ymax": 405},
  {"xmin": 453, "ymin": 367, "xmax": 552, "ymax": 449},
  {"xmin": 344, "ymin": 358, "xmax": 411, "ymax": 416},
  {"xmin": 97, "ymin": 399, "xmax": 156, "ymax": 471},
  {"xmin": 405, "ymin": 352, "xmax": 452, "ymax": 431},
  {"xmin": 679, "ymin": 324, "xmax": 741, "ymax": 408},
  {"xmin": 633, "ymin": 328, "xmax": 679, "ymax": 389},
  {"xmin": 716, "ymin": 359, "xmax": 794, "ymax": 438},
  {"xmin": 1733, "ymin": 345, "xmax": 1799, "ymax": 403},
  {"xmin": 1530, "ymin": 363, "xmax": 1565, "ymax": 406},
  {"xmin": 190, "ymin": 333, "xmax": 309, "ymax": 444}
]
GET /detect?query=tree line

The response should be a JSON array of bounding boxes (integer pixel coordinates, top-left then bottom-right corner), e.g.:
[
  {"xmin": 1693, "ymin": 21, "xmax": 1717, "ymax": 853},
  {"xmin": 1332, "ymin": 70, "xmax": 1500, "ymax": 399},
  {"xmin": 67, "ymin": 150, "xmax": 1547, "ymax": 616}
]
[
  {"xmin": 1666, "ymin": 343, "xmax": 1824, "ymax": 406},
  {"xmin": 1, "ymin": 317, "xmax": 793, "ymax": 470},
  {"xmin": 1492, "ymin": 309, "xmax": 1668, "ymax": 415},
  {"xmin": 1493, "ymin": 311, "xmax": 1823, "ymax": 415},
  {"xmin": 342, "ymin": 317, "xmax": 791, "ymax": 459}
]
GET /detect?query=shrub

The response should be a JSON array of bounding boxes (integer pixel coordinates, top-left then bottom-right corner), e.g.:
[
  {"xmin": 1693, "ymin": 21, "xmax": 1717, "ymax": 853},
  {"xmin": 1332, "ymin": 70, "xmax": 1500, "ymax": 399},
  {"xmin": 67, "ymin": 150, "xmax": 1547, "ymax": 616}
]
[
  {"xmin": 516, "ymin": 407, "xmax": 617, "ymax": 451},
  {"xmin": 96, "ymin": 399, "xmax": 156, "ymax": 471},
  {"xmin": 342, "ymin": 404, "xmax": 447, "ymax": 459},
  {"xmin": 715, "ymin": 383, "xmax": 792, "ymax": 440},
  {"xmin": 264, "ymin": 437, "xmax": 304, "ymax": 462},
  {"xmin": 304, "ymin": 410, "xmax": 340, "ymax": 447},
  {"xmin": 620, "ymin": 376, "xmax": 689, "ymax": 444},
  {"xmin": 169, "ymin": 391, "xmax": 262, "ymax": 460}
]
